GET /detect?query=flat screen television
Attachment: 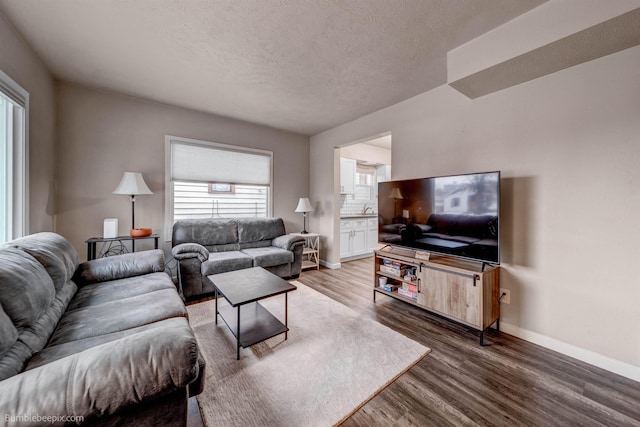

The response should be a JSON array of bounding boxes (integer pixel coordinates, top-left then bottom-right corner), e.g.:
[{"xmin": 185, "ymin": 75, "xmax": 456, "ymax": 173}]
[{"xmin": 378, "ymin": 171, "xmax": 500, "ymax": 264}]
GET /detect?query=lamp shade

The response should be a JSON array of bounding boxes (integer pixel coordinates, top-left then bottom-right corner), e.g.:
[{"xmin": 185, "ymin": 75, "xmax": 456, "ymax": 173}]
[
  {"xmin": 389, "ymin": 187, "xmax": 403, "ymax": 199},
  {"xmin": 113, "ymin": 172, "xmax": 153, "ymax": 195},
  {"xmin": 294, "ymin": 197, "xmax": 314, "ymax": 213}
]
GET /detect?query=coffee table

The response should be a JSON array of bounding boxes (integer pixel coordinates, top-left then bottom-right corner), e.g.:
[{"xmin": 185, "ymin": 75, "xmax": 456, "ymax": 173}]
[{"xmin": 208, "ymin": 267, "xmax": 297, "ymax": 359}]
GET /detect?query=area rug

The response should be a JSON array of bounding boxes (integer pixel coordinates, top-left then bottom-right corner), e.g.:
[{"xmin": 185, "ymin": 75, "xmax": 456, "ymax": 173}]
[{"xmin": 187, "ymin": 281, "xmax": 431, "ymax": 427}]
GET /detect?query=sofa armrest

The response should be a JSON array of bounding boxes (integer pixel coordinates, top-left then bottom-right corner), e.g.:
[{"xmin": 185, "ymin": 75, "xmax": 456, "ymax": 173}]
[
  {"xmin": 272, "ymin": 234, "xmax": 305, "ymax": 251},
  {"xmin": 171, "ymin": 243, "xmax": 209, "ymax": 263},
  {"xmin": 0, "ymin": 323, "xmax": 200, "ymax": 423},
  {"xmin": 73, "ymin": 249, "xmax": 165, "ymax": 286}
]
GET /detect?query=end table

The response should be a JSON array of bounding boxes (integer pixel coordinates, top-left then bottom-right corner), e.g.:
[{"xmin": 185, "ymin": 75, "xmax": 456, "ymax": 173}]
[
  {"xmin": 85, "ymin": 234, "xmax": 160, "ymax": 260},
  {"xmin": 289, "ymin": 232, "xmax": 320, "ymax": 270}
]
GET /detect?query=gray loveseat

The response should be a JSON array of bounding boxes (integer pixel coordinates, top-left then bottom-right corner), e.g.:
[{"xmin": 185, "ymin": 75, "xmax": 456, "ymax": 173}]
[
  {"xmin": 171, "ymin": 218, "xmax": 305, "ymax": 300},
  {"xmin": 0, "ymin": 232, "xmax": 204, "ymax": 426}
]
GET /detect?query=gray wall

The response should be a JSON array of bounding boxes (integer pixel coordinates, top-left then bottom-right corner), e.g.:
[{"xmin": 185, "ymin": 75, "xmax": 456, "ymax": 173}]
[
  {"xmin": 56, "ymin": 82, "xmax": 309, "ymax": 257},
  {"xmin": 0, "ymin": 12, "xmax": 57, "ymax": 234},
  {"xmin": 311, "ymin": 45, "xmax": 640, "ymax": 378}
]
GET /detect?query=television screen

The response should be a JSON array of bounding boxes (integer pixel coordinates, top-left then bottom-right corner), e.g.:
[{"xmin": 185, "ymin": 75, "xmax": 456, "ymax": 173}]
[{"xmin": 378, "ymin": 171, "xmax": 500, "ymax": 264}]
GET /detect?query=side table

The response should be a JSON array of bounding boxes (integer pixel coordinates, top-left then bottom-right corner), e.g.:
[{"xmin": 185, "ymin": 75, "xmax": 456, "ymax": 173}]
[
  {"xmin": 85, "ymin": 234, "xmax": 160, "ymax": 260},
  {"xmin": 289, "ymin": 232, "xmax": 320, "ymax": 270}
]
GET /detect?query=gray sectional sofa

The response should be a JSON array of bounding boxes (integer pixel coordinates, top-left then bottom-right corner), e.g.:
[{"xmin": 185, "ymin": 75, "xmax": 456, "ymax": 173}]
[
  {"xmin": 172, "ymin": 218, "xmax": 305, "ymax": 300},
  {"xmin": 0, "ymin": 232, "xmax": 204, "ymax": 426}
]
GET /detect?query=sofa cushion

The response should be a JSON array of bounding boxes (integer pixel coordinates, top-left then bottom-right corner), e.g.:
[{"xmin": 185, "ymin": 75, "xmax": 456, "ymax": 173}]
[
  {"xmin": 172, "ymin": 218, "xmax": 239, "ymax": 246},
  {"xmin": 0, "ymin": 247, "xmax": 60, "ymax": 380},
  {"xmin": 0, "ymin": 282, "xmax": 77, "ymax": 381},
  {"xmin": 68, "ymin": 272, "xmax": 176, "ymax": 311},
  {"xmin": 8, "ymin": 232, "xmax": 79, "ymax": 292},
  {"xmin": 238, "ymin": 240, "xmax": 272, "ymax": 250},
  {"xmin": 241, "ymin": 247, "xmax": 294, "ymax": 268},
  {"xmin": 238, "ymin": 218, "xmax": 285, "ymax": 243},
  {"xmin": 0, "ymin": 305, "xmax": 18, "ymax": 361},
  {"xmin": 208, "ymin": 242, "xmax": 241, "ymax": 253},
  {"xmin": 48, "ymin": 288, "xmax": 187, "ymax": 347},
  {"xmin": 26, "ymin": 317, "xmax": 189, "ymax": 371},
  {"xmin": 201, "ymin": 251, "xmax": 253, "ymax": 276},
  {"xmin": 0, "ymin": 248, "xmax": 56, "ymax": 330}
]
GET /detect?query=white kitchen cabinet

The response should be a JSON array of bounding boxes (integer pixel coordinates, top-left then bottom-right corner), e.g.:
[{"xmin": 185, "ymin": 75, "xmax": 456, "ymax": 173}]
[
  {"xmin": 351, "ymin": 219, "xmax": 368, "ymax": 256},
  {"xmin": 340, "ymin": 218, "xmax": 373, "ymax": 259},
  {"xmin": 339, "ymin": 222, "xmax": 352, "ymax": 258},
  {"xmin": 340, "ymin": 158, "xmax": 356, "ymax": 194}
]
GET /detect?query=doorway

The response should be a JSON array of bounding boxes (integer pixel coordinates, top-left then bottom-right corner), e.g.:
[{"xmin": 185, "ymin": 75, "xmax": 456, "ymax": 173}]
[{"xmin": 337, "ymin": 134, "xmax": 391, "ymax": 261}]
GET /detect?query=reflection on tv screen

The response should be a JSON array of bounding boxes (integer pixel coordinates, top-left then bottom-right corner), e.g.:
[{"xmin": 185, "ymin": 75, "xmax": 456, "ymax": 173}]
[{"xmin": 378, "ymin": 171, "xmax": 500, "ymax": 264}]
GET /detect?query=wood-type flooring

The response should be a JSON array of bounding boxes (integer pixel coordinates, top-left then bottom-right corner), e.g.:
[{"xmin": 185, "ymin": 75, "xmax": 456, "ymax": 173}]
[{"xmin": 189, "ymin": 257, "xmax": 640, "ymax": 426}]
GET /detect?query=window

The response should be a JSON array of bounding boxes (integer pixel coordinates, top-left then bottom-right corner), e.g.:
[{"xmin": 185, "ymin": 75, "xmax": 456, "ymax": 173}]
[
  {"xmin": 355, "ymin": 166, "xmax": 375, "ymax": 186},
  {"xmin": 165, "ymin": 136, "xmax": 272, "ymax": 238},
  {"xmin": 0, "ymin": 69, "xmax": 28, "ymax": 243},
  {"xmin": 208, "ymin": 183, "xmax": 235, "ymax": 193}
]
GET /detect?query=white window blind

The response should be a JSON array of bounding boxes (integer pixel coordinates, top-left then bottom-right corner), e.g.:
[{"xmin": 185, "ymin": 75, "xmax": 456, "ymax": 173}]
[
  {"xmin": 164, "ymin": 136, "xmax": 273, "ymax": 240},
  {"xmin": 171, "ymin": 141, "xmax": 271, "ymax": 185}
]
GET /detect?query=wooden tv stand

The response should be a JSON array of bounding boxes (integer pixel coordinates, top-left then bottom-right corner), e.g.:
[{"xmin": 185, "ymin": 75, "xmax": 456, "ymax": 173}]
[{"xmin": 373, "ymin": 248, "xmax": 500, "ymax": 345}]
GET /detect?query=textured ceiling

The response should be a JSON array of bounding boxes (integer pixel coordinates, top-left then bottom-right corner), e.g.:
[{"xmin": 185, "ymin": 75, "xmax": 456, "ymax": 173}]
[{"xmin": 0, "ymin": 0, "xmax": 545, "ymax": 135}]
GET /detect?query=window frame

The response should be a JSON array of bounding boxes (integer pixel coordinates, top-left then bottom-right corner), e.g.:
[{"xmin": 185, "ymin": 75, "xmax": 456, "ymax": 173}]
[
  {"xmin": 0, "ymin": 68, "xmax": 29, "ymax": 243},
  {"xmin": 164, "ymin": 135, "xmax": 273, "ymax": 241}
]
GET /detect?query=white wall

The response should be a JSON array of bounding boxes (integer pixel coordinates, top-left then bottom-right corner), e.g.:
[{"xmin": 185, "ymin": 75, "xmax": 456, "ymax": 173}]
[
  {"xmin": 310, "ymin": 45, "xmax": 640, "ymax": 379},
  {"xmin": 340, "ymin": 143, "xmax": 391, "ymax": 165},
  {"xmin": 56, "ymin": 82, "xmax": 309, "ymax": 257},
  {"xmin": 0, "ymin": 12, "xmax": 57, "ymax": 234}
]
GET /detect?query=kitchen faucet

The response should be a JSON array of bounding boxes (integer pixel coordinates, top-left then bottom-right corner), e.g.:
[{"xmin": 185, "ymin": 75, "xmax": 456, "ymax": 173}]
[{"xmin": 362, "ymin": 205, "xmax": 372, "ymax": 214}]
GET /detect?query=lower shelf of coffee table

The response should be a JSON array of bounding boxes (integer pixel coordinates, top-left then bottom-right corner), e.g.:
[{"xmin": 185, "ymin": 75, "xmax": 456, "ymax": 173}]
[{"xmin": 218, "ymin": 301, "xmax": 288, "ymax": 348}]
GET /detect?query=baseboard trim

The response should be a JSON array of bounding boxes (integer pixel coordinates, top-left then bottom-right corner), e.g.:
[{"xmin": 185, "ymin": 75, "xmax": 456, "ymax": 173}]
[
  {"xmin": 500, "ymin": 322, "xmax": 640, "ymax": 382},
  {"xmin": 320, "ymin": 260, "xmax": 341, "ymax": 269}
]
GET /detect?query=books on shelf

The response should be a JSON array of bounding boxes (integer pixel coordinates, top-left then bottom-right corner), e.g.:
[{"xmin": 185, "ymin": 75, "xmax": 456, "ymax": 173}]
[
  {"xmin": 382, "ymin": 259, "xmax": 403, "ymax": 268},
  {"xmin": 380, "ymin": 282, "xmax": 416, "ymax": 296},
  {"xmin": 382, "ymin": 284, "xmax": 399, "ymax": 292},
  {"xmin": 398, "ymin": 288, "xmax": 417, "ymax": 299},
  {"xmin": 380, "ymin": 265, "xmax": 406, "ymax": 277}
]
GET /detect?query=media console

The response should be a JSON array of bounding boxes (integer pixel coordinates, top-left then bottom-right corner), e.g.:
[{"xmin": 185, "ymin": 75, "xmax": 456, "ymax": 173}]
[{"xmin": 373, "ymin": 248, "xmax": 500, "ymax": 345}]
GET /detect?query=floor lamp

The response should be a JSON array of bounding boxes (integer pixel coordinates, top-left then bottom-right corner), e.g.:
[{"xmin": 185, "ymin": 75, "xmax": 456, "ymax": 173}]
[{"xmin": 113, "ymin": 172, "xmax": 153, "ymax": 237}]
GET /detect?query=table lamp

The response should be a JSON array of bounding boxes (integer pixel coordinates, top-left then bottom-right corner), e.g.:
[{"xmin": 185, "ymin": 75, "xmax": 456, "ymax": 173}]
[
  {"xmin": 294, "ymin": 197, "xmax": 314, "ymax": 234},
  {"xmin": 389, "ymin": 187, "xmax": 403, "ymax": 218},
  {"xmin": 113, "ymin": 172, "xmax": 153, "ymax": 236}
]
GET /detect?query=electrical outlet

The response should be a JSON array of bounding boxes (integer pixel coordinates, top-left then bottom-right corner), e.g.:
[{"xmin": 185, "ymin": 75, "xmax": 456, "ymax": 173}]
[{"xmin": 500, "ymin": 288, "xmax": 510, "ymax": 304}]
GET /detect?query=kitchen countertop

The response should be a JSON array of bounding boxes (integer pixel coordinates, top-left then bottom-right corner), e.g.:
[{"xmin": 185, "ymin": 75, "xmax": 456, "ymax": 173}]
[{"xmin": 340, "ymin": 214, "xmax": 378, "ymax": 219}]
